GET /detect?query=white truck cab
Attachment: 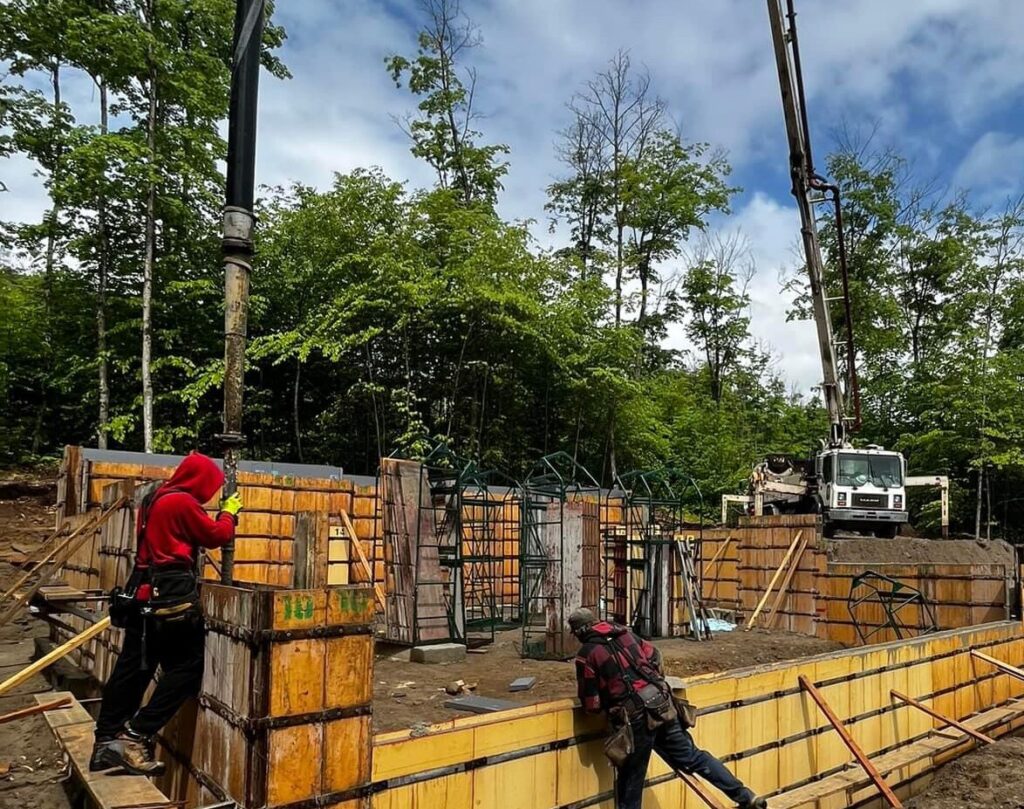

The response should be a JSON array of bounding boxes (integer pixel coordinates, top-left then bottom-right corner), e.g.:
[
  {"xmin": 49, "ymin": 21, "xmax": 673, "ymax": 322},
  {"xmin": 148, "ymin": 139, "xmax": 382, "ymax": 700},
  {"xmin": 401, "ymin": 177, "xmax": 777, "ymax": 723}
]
[{"xmin": 815, "ymin": 446, "xmax": 908, "ymax": 538}]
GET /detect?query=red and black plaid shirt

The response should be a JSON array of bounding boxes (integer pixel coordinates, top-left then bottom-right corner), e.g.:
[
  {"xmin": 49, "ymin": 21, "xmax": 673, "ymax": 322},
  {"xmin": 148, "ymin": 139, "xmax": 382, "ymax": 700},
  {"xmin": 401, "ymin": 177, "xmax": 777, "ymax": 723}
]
[{"xmin": 574, "ymin": 622, "xmax": 663, "ymax": 713}]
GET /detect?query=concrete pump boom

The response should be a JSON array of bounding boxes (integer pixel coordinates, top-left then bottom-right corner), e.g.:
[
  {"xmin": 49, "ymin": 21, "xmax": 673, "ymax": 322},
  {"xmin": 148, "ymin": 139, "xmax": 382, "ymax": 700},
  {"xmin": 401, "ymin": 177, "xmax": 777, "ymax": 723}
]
[{"xmin": 766, "ymin": 0, "xmax": 848, "ymax": 447}]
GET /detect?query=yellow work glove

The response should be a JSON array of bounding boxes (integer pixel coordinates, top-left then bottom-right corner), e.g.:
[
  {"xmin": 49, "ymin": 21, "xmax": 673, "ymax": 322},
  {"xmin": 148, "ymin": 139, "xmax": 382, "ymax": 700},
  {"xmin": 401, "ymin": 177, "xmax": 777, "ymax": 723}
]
[{"xmin": 219, "ymin": 492, "xmax": 243, "ymax": 518}]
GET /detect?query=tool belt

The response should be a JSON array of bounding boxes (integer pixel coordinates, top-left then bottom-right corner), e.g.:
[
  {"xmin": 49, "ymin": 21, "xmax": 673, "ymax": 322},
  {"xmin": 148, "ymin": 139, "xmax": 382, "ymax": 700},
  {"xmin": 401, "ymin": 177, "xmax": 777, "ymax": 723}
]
[
  {"xmin": 632, "ymin": 681, "xmax": 678, "ymax": 730},
  {"xmin": 145, "ymin": 564, "xmax": 200, "ymax": 621},
  {"xmin": 108, "ymin": 563, "xmax": 199, "ymax": 627}
]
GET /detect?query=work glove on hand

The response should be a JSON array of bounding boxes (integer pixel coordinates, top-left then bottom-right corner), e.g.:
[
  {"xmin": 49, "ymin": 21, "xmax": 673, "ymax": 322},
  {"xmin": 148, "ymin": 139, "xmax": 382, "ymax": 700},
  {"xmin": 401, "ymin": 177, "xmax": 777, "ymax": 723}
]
[{"xmin": 219, "ymin": 492, "xmax": 243, "ymax": 522}]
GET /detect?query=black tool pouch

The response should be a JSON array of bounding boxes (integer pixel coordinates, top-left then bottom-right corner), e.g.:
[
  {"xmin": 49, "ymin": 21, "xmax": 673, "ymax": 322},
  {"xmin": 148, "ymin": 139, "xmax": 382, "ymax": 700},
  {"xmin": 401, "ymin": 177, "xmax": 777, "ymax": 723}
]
[
  {"xmin": 108, "ymin": 566, "xmax": 146, "ymax": 629},
  {"xmin": 148, "ymin": 566, "xmax": 200, "ymax": 622},
  {"xmin": 635, "ymin": 682, "xmax": 677, "ymax": 730}
]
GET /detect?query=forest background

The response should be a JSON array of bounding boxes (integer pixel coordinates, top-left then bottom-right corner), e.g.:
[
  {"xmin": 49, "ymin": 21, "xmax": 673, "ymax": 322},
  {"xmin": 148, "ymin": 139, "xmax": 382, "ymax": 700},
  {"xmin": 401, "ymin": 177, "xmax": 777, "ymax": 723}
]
[{"xmin": 2, "ymin": 0, "xmax": 1023, "ymax": 538}]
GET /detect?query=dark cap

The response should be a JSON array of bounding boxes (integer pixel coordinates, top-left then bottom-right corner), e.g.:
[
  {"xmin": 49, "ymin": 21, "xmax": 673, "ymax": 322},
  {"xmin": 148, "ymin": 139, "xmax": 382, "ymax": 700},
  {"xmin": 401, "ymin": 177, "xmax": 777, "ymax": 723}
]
[{"xmin": 568, "ymin": 607, "xmax": 597, "ymax": 632}]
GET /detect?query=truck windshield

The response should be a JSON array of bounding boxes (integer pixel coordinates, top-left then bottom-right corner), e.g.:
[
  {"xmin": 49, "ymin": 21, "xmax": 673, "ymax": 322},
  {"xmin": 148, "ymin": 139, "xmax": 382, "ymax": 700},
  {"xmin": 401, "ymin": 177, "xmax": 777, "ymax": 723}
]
[{"xmin": 836, "ymin": 454, "xmax": 902, "ymax": 488}]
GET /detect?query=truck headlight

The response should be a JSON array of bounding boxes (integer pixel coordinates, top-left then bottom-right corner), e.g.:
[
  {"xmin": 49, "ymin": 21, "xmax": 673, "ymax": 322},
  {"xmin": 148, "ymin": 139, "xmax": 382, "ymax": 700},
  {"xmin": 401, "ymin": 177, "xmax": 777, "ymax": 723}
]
[
  {"xmin": 894, "ymin": 494, "xmax": 903, "ymax": 509},
  {"xmin": 837, "ymin": 492, "xmax": 847, "ymax": 505}
]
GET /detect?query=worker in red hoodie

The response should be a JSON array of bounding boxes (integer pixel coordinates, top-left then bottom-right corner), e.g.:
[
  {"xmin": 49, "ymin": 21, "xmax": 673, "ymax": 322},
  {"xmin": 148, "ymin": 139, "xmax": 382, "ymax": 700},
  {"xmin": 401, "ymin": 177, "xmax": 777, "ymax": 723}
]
[
  {"xmin": 570, "ymin": 608, "xmax": 767, "ymax": 809},
  {"xmin": 89, "ymin": 452, "xmax": 242, "ymax": 775}
]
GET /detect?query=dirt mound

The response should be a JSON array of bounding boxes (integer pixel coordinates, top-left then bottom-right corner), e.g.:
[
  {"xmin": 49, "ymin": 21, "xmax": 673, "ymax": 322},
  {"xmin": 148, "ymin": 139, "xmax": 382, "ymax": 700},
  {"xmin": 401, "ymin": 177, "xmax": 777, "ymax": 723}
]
[
  {"xmin": 826, "ymin": 536, "xmax": 1016, "ymax": 567},
  {"xmin": 906, "ymin": 737, "xmax": 1024, "ymax": 808}
]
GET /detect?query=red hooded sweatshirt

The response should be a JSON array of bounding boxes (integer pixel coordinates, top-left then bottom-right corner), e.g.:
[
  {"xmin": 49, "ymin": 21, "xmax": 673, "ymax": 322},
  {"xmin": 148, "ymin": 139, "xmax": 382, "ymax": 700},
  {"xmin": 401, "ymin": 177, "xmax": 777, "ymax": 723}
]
[{"xmin": 135, "ymin": 452, "xmax": 236, "ymax": 571}]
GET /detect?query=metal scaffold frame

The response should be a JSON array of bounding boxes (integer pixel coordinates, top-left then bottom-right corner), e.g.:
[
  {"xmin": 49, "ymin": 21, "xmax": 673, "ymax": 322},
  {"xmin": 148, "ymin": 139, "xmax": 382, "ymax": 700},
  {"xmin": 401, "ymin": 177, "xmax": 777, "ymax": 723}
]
[
  {"xmin": 604, "ymin": 469, "xmax": 707, "ymax": 638},
  {"xmin": 520, "ymin": 452, "xmax": 601, "ymax": 660},
  {"xmin": 419, "ymin": 445, "xmax": 520, "ymax": 648}
]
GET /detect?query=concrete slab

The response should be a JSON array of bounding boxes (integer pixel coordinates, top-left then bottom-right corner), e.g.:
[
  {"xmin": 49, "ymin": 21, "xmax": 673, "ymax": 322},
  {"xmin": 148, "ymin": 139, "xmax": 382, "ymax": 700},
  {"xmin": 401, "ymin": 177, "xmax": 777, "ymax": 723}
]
[
  {"xmin": 444, "ymin": 695, "xmax": 520, "ymax": 714},
  {"xmin": 410, "ymin": 643, "xmax": 466, "ymax": 664},
  {"xmin": 508, "ymin": 677, "xmax": 536, "ymax": 692}
]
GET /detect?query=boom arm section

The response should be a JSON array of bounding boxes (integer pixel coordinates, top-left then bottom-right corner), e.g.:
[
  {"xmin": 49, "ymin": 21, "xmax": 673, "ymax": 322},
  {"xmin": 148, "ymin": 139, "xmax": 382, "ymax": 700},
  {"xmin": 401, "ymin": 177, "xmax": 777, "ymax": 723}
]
[{"xmin": 766, "ymin": 0, "xmax": 847, "ymax": 445}]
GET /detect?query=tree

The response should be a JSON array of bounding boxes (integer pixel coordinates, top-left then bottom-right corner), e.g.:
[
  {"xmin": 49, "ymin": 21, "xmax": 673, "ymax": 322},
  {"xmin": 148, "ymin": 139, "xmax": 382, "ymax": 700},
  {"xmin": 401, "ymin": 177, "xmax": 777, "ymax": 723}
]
[
  {"xmin": 551, "ymin": 50, "xmax": 664, "ymax": 324},
  {"xmin": 386, "ymin": 0, "xmax": 508, "ymax": 207},
  {"xmin": 681, "ymin": 233, "xmax": 753, "ymax": 403}
]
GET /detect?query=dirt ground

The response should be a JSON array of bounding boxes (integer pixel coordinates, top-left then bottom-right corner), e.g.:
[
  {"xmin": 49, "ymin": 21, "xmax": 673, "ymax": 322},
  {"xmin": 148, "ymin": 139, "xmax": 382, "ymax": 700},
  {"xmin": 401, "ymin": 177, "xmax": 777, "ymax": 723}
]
[
  {"xmin": 0, "ymin": 478, "xmax": 75, "ymax": 809},
  {"xmin": 905, "ymin": 736, "xmax": 1024, "ymax": 808},
  {"xmin": 373, "ymin": 627, "xmax": 841, "ymax": 732},
  {"xmin": 826, "ymin": 535, "xmax": 1016, "ymax": 567}
]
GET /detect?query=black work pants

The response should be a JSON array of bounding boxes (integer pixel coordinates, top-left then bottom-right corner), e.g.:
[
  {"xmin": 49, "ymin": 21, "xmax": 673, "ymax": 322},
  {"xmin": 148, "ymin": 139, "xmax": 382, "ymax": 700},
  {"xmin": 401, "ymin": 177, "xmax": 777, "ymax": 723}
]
[
  {"xmin": 95, "ymin": 613, "xmax": 204, "ymax": 741},
  {"xmin": 616, "ymin": 717, "xmax": 755, "ymax": 809}
]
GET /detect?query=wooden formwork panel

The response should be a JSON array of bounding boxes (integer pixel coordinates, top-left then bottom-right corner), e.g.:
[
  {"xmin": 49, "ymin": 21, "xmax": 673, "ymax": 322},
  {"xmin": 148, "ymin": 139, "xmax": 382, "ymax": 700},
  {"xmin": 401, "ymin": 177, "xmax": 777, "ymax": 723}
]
[
  {"xmin": 174, "ymin": 584, "xmax": 376, "ymax": 808},
  {"xmin": 368, "ymin": 622, "xmax": 1024, "ymax": 809}
]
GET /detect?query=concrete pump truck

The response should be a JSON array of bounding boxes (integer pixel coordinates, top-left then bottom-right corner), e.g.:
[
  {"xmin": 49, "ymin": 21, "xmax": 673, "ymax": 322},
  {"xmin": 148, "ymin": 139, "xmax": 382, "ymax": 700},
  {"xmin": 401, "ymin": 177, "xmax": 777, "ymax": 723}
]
[{"xmin": 750, "ymin": 0, "xmax": 909, "ymax": 539}]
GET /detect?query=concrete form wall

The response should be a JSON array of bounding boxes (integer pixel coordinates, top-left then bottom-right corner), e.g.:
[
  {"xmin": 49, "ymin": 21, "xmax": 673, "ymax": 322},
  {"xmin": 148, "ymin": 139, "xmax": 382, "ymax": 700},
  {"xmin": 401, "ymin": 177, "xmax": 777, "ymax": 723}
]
[
  {"xmin": 368, "ymin": 622, "xmax": 1024, "ymax": 809},
  {"xmin": 698, "ymin": 515, "xmax": 1011, "ymax": 645}
]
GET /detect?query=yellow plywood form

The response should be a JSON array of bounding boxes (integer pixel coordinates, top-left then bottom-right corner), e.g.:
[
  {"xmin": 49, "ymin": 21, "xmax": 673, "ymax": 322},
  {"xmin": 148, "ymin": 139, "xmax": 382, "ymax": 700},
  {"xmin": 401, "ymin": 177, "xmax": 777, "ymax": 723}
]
[{"xmin": 368, "ymin": 623, "xmax": 1024, "ymax": 809}]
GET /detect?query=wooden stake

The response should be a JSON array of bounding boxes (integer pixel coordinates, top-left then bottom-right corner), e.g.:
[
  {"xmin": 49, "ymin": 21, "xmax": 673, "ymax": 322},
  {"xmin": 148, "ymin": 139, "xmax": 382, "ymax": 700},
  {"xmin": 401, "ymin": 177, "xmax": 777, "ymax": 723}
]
[
  {"xmin": 701, "ymin": 535, "xmax": 734, "ymax": 578},
  {"xmin": 0, "ymin": 617, "xmax": 111, "ymax": 697},
  {"xmin": 745, "ymin": 530, "xmax": 803, "ymax": 630},
  {"xmin": 970, "ymin": 650, "xmax": 1024, "ymax": 681},
  {"xmin": 799, "ymin": 675, "xmax": 903, "ymax": 808},
  {"xmin": 676, "ymin": 770, "xmax": 729, "ymax": 809},
  {"xmin": 890, "ymin": 690, "xmax": 995, "ymax": 745},
  {"xmin": 0, "ymin": 497, "xmax": 127, "ymax": 628},
  {"xmin": 339, "ymin": 509, "xmax": 386, "ymax": 612},
  {"xmin": 764, "ymin": 535, "xmax": 809, "ymax": 630},
  {"xmin": 0, "ymin": 695, "xmax": 71, "ymax": 725}
]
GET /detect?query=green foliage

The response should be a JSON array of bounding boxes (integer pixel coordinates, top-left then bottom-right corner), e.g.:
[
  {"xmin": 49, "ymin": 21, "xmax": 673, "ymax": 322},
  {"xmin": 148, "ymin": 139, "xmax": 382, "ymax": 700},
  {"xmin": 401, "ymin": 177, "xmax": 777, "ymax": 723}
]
[
  {"xmin": 386, "ymin": 0, "xmax": 508, "ymax": 206},
  {"xmin": 3, "ymin": 2, "xmax": 1019, "ymax": 539}
]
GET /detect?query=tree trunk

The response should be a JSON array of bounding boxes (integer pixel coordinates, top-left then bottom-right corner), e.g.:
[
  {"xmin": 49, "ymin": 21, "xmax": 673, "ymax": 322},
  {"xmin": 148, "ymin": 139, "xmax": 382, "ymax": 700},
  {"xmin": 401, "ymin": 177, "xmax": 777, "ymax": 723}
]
[
  {"xmin": 986, "ymin": 466, "xmax": 992, "ymax": 541},
  {"xmin": 34, "ymin": 61, "xmax": 64, "ymax": 455},
  {"xmin": 975, "ymin": 466, "xmax": 983, "ymax": 540},
  {"xmin": 293, "ymin": 357, "xmax": 303, "ymax": 462},
  {"xmin": 614, "ymin": 219, "xmax": 624, "ymax": 326},
  {"xmin": 97, "ymin": 81, "xmax": 110, "ymax": 449},
  {"xmin": 141, "ymin": 0, "xmax": 157, "ymax": 453}
]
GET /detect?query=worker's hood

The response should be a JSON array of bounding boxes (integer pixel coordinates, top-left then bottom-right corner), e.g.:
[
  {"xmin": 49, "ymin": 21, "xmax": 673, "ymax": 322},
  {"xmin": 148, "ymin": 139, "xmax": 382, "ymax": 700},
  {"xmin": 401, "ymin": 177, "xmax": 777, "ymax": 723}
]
[
  {"xmin": 163, "ymin": 452, "xmax": 224, "ymax": 505},
  {"xmin": 581, "ymin": 621, "xmax": 629, "ymax": 641}
]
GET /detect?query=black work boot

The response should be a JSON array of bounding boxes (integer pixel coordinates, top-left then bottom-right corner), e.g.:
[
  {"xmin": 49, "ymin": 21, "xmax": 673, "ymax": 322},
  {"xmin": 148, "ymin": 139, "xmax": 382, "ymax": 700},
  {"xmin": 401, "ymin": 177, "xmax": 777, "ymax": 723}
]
[
  {"xmin": 738, "ymin": 797, "xmax": 768, "ymax": 809},
  {"xmin": 94, "ymin": 729, "xmax": 165, "ymax": 776},
  {"xmin": 88, "ymin": 738, "xmax": 116, "ymax": 772}
]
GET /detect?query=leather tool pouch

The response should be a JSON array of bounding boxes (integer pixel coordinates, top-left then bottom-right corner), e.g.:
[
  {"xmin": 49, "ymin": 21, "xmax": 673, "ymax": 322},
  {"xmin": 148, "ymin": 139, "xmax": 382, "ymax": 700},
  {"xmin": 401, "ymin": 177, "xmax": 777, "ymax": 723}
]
[
  {"xmin": 636, "ymin": 682, "xmax": 677, "ymax": 730},
  {"xmin": 673, "ymin": 695, "xmax": 698, "ymax": 729},
  {"xmin": 603, "ymin": 706, "xmax": 634, "ymax": 768},
  {"xmin": 148, "ymin": 567, "xmax": 199, "ymax": 622}
]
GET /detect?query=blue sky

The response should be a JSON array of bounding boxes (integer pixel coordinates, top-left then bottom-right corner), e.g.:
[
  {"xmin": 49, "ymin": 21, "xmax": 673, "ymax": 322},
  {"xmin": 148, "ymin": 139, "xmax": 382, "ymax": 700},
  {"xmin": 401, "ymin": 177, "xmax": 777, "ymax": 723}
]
[{"xmin": 4, "ymin": 0, "xmax": 1024, "ymax": 390}]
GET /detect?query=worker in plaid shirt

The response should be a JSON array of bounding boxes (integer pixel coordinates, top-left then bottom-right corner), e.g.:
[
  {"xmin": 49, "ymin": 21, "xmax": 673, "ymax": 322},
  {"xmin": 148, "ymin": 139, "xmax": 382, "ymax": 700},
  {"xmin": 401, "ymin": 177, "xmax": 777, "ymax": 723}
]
[{"xmin": 570, "ymin": 608, "xmax": 767, "ymax": 809}]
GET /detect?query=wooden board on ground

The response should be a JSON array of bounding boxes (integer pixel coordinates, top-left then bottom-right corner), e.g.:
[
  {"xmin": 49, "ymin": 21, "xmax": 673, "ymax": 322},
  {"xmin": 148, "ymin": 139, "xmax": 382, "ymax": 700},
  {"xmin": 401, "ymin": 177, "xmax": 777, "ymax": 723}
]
[{"xmin": 36, "ymin": 691, "xmax": 176, "ymax": 809}]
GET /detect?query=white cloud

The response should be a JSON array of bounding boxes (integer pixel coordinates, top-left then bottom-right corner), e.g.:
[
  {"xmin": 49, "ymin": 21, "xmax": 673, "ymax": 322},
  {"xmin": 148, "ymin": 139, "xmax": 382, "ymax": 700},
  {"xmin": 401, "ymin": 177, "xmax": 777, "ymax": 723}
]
[
  {"xmin": 4, "ymin": 0, "xmax": 1024, "ymax": 392},
  {"xmin": 953, "ymin": 131, "xmax": 1024, "ymax": 204}
]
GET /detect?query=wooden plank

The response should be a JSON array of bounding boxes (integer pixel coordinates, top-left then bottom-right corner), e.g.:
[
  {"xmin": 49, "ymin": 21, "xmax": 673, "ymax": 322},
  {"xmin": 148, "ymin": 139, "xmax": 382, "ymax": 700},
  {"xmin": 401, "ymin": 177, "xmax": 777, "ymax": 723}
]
[
  {"xmin": 971, "ymin": 649, "xmax": 1024, "ymax": 681},
  {"xmin": 0, "ymin": 695, "xmax": 71, "ymax": 724},
  {"xmin": 340, "ymin": 509, "xmax": 386, "ymax": 611},
  {"xmin": 701, "ymin": 535, "xmax": 734, "ymax": 578},
  {"xmin": 0, "ymin": 496, "xmax": 127, "ymax": 627},
  {"xmin": 764, "ymin": 535, "xmax": 809, "ymax": 630},
  {"xmin": 0, "ymin": 616, "xmax": 111, "ymax": 697},
  {"xmin": 745, "ymin": 530, "xmax": 803, "ymax": 630},
  {"xmin": 890, "ymin": 690, "xmax": 994, "ymax": 745},
  {"xmin": 677, "ymin": 771, "xmax": 729, "ymax": 808},
  {"xmin": 798, "ymin": 674, "xmax": 903, "ymax": 807}
]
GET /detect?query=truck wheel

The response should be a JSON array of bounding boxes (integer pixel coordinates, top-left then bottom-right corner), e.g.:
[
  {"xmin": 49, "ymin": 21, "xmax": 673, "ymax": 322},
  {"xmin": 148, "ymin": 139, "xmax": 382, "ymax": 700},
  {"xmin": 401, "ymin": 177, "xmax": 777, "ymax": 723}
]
[{"xmin": 876, "ymin": 524, "xmax": 898, "ymax": 539}]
